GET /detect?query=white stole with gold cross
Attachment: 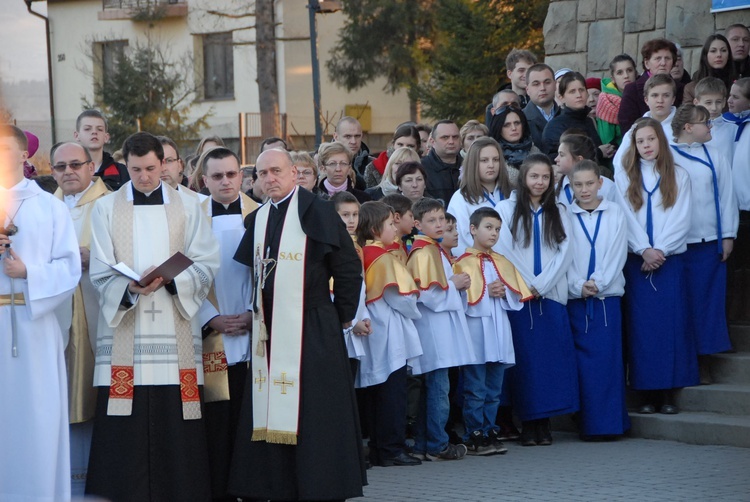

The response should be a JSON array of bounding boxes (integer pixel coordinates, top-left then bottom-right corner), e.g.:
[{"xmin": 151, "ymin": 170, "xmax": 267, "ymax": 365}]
[{"xmin": 251, "ymin": 188, "xmax": 306, "ymax": 444}]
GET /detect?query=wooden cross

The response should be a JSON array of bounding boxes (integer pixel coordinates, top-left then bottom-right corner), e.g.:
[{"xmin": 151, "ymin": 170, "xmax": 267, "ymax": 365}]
[
  {"xmin": 273, "ymin": 372, "xmax": 294, "ymax": 395},
  {"xmin": 254, "ymin": 370, "xmax": 266, "ymax": 391},
  {"xmin": 144, "ymin": 301, "xmax": 162, "ymax": 322}
]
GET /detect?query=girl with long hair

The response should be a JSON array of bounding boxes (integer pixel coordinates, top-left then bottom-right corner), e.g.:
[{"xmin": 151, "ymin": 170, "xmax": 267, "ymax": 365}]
[
  {"xmin": 447, "ymin": 137, "xmax": 513, "ymax": 256},
  {"xmin": 683, "ymin": 34, "xmax": 737, "ymax": 106},
  {"xmin": 614, "ymin": 117, "xmax": 697, "ymax": 414},
  {"xmin": 496, "ymin": 153, "xmax": 577, "ymax": 447}
]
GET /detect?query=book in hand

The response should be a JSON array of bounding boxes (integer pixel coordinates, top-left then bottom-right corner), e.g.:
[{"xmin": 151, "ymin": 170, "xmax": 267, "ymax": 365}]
[{"xmin": 97, "ymin": 252, "xmax": 194, "ymax": 287}]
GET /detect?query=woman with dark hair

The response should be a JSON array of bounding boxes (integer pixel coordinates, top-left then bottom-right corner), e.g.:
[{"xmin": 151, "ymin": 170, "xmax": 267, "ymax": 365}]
[
  {"xmin": 543, "ymin": 72, "xmax": 612, "ymax": 161},
  {"xmin": 395, "ymin": 161, "xmax": 431, "ymax": 203},
  {"xmin": 495, "ymin": 153, "xmax": 577, "ymax": 446},
  {"xmin": 489, "ymin": 105, "xmax": 542, "ymax": 186},
  {"xmin": 618, "ymin": 38, "xmax": 681, "ymax": 133},
  {"xmin": 597, "ymin": 54, "xmax": 638, "ymax": 147},
  {"xmin": 363, "ymin": 125, "xmax": 421, "ymax": 188},
  {"xmin": 683, "ymin": 35, "xmax": 737, "ymax": 107}
]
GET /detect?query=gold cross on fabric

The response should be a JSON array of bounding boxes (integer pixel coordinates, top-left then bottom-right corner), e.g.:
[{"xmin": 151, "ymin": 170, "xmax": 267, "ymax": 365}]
[
  {"xmin": 273, "ymin": 372, "xmax": 294, "ymax": 395},
  {"xmin": 254, "ymin": 370, "xmax": 266, "ymax": 391}
]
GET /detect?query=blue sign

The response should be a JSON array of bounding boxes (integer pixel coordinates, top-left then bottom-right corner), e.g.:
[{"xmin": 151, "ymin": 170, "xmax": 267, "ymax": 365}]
[{"xmin": 712, "ymin": 0, "xmax": 750, "ymax": 12}]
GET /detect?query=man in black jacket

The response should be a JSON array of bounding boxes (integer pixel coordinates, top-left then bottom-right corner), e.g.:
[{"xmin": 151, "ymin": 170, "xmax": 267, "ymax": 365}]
[
  {"xmin": 74, "ymin": 110, "xmax": 129, "ymax": 190},
  {"xmin": 421, "ymin": 120, "xmax": 462, "ymax": 205},
  {"xmin": 230, "ymin": 148, "xmax": 366, "ymax": 502},
  {"xmin": 523, "ymin": 63, "xmax": 560, "ymax": 155}
]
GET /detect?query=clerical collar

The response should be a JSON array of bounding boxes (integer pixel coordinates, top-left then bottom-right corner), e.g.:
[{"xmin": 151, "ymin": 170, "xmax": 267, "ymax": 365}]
[
  {"xmin": 63, "ymin": 181, "xmax": 95, "ymax": 209},
  {"xmin": 270, "ymin": 186, "xmax": 296, "ymax": 209},
  {"xmin": 211, "ymin": 197, "xmax": 242, "ymax": 216},
  {"xmin": 132, "ymin": 182, "xmax": 165, "ymax": 205}
]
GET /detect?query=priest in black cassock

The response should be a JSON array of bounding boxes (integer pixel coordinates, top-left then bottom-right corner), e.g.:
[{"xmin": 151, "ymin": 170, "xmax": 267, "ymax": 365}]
[{"xmin": 230, "ymin": 148, "xmax": 366, "ymax": 501}]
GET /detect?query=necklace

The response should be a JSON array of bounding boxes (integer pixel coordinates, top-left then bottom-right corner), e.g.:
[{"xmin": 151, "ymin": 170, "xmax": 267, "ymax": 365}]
[{"xmin": 0, "ymin": 199, "xmax": 25, "ymax": 236}]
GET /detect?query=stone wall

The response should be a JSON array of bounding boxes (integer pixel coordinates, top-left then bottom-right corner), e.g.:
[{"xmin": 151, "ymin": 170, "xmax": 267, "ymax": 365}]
[{"xmin": 544, "ymin": 0, "xmax": 750, "ymax": 78}]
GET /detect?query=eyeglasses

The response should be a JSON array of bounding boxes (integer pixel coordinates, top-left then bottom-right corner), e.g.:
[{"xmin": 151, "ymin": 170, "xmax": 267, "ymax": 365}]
[
  {"xmin": 208, "ymin": 171, "xmax": 240, "ymax": 181},
  {"xmin": 297, "ymin": 169, "xmax": 316, "ymax": 177},
  {"xmin": 52, "ymin": 160, "xmax": 90, "ymax": 172},
  {"xmin": 494, "ymin": 102, "xmax": 521, "ymax": 115},
  {"xmin": 164, "ymin": 157, "xmax": 181, "ymax": 165},
  {"xmin": 324, "ymin": 161, "xmax": 351, "ymax": 169}
]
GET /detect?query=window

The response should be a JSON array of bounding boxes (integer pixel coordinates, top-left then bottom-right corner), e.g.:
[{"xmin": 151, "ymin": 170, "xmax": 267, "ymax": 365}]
[
  {"xmin": 99, "ymin": 40, "xmax": 128, "ymax": 82},
  {"xmin": 203, "ymin": 32, "xmax": 234, "ymax": 100}
]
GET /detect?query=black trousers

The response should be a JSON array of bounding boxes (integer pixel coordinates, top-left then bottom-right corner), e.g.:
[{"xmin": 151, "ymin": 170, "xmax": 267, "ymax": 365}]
[{"xmin": 366, "ymin": 365, "xmax": 408, "ymax": 461}]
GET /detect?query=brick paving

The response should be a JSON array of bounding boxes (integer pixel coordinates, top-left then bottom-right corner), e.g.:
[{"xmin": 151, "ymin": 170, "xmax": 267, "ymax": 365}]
[{"xmin": 360, "ymin": 433, "xmax": 750, "ymax": 501}]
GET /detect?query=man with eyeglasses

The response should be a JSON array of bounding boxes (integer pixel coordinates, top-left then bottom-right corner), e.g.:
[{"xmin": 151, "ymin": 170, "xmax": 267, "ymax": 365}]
[
  {"xmin": 194, "ymin": 146, "xmax": 258, "ymax": 501},
  {"xmin": 50, "ymin": 141, "xmax": 111, "ymax": 497},
  {"xmin": 523, "ymin": 63, "xmax": 561, "ymax": 155},
  {"xmin": 85, "ymin": 132, "xmax": 220, "ymax": 501}
]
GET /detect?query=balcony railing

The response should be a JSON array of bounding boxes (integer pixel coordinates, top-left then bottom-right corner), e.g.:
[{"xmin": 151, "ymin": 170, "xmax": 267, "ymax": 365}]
[
  {"xmin": 100, "ymin": 0, "xmax": 187, "ymax": 20},
  {"xmin": 103, "ymin": 0, "xmax": 182, "ymax": 8}
]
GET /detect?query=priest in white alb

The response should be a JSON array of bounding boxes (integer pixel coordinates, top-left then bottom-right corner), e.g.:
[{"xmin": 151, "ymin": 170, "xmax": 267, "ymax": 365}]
[
  {"xmin": 1, "ymin": 125, "xmax": 82, "ymax": 502},
  {"xmin": 85, "ymin": 132, "xmax": 220, "ymax": 502},
  {"xmin": 51, "ymin": 141, "xmax": 111, "ymax": 496},
  {"xmin": 196, "ymin": 146, "xmax": 258, "ymax": 500}
]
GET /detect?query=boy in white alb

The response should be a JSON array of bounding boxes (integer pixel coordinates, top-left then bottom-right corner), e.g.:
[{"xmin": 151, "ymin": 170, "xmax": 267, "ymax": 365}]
[
  {"xmin": 454, "ymin": 207, "xmax": 532, "ymax": 455},
  {"xmin": 407, "ymin": 198, "xmax": 476, "ymax": 461}
]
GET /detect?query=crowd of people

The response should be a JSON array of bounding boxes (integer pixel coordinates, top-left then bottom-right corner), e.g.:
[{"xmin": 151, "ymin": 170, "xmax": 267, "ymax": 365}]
[{"xmin": 2, "ymin": 23, "xmax": 750, "ymax": 502}]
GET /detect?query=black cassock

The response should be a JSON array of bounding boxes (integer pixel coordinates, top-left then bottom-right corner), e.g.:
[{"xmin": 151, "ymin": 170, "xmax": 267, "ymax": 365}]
[{"xmin": 229, "ymin": 187, "xmax": 367, "ymax": 501}]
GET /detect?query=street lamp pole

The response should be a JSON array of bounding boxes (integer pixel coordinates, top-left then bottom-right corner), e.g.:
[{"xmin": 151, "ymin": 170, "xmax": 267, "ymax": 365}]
[{"xmin": 307, "ymin": 0, "xmax": 324, "ymax": 147}]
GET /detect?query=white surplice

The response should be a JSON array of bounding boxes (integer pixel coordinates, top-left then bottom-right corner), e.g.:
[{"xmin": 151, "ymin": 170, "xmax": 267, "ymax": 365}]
[
  {"xmin": 196, "ymin": 204, "xmax": 252, "ymax": 365},
  {"xmin": 0, "ymin": 179, "xmax": 81, "ymax": 502},
  {"xmin": 89, "ymin": 182, "xmax": 220, "ymax": 388}
]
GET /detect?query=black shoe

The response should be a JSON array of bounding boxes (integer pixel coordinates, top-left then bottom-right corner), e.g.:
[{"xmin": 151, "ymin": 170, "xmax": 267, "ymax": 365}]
[
  {"xmin": 536, "ymin": 418, "xmax": 552, "ymax": 446},
  {"xmin": 660, "ymin": 404, "xmax": 678, "ymax": 415},
  {"xmin": 638, "ymin": 404, "xmax": 656, "ymax": 414},
  {"xmin": 380, "ymin": 452, "xmax": 422, "ymax": 466},
  {"xmin": 520, "ymin": 421, "xmax": 537, "ymax": 446},
  {"xmin": 487, "ymin": 429, "xmax": 508, "ymax": 454},
  {"xmin": 465, "ymin": 430, "xmax": 495, "ymax": 456}
]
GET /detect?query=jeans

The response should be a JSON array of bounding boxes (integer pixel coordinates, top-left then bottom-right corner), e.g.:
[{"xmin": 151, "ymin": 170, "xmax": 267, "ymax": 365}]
[
  {"xmin": 413, "ymin": 368, "xmax": 450, "ymax": 454},
  {"xmin": 461, "ymin": 362, "xmax": 507, "ymax": 440}
]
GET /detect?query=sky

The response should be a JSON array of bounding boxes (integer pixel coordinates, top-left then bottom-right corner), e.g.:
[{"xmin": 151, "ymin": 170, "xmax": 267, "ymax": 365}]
[{"xmin": 0, "ymin": 1, "xmax": 49, "ymax": 83}]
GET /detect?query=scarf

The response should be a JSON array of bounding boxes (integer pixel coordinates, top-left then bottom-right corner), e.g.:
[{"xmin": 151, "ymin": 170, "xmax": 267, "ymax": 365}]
[
  {"xmin": 499, "ymin": 135, "xmax": 534, "ymax": 168},
  {"xmin": 323, "ymin": 178, "xmax": 349, "ymax": 195}
]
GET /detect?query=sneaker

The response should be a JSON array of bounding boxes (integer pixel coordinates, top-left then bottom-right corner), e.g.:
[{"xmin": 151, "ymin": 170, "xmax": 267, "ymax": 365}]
[
  {"xmin": 426, "ymin": 443, "xmax": 468, "ymax": 461},
  {"xmin": 465, "ymin": 431, "xmax": 494, "ymax": 456},
  {"xmin": 411, "ymin": 451, "xmax": 427, "ymax": 461},
  {"xmin": 487, "ymin": 429, "xmax": 508, "ymax": 454}
]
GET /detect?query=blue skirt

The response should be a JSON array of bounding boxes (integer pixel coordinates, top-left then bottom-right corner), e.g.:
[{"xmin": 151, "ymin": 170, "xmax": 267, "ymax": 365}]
[
  {"xmin": 623, "ymin": 253, "xmax": 699, "ymax": 390},
  {"xmin": 684, "ymin": 242, "xmax": 732, "ymax": 355},
  {"xmin": 507, "ymin": 298, "xmax": 579, "ymax": 421},
  {"xmin": 568, "ymin": 297, "xmax": 630, "ymax": 436}
]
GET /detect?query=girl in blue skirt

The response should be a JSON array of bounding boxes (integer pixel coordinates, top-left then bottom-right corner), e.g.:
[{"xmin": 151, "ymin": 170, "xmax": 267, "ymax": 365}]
[
  {"xmin": 614, "ymin": 117, "xmax": 698, "ymax": 414},
  {"xmin": 670, "ymin": 104, "xmax": 738, "ymax": 383},
  {"xmin": 496, "ymin": 153, "xmax": 578, "ymax": 446},
  {"xmin": 566, "ymin": 160, "xmax": 630, "ymax": 439}
]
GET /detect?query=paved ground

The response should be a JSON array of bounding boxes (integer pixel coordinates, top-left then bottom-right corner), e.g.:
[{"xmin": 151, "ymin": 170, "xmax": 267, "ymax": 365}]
[{"xmin": 360, "ymin": 433, "xmax": 750, "ymax": 501}]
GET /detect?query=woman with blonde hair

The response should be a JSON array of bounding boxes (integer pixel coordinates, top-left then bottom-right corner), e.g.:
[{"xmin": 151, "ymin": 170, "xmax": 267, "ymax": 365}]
[
  {"xmin": 317, "ymin": 142, "xmax": 371, "ymax": 203},
  {"xmin": 366, "ymin": 147, "xmax": 421, "ymax": 201},
  {"xmin": 292, "ymin": 150, "xmax": 324, "ymax": 197}
]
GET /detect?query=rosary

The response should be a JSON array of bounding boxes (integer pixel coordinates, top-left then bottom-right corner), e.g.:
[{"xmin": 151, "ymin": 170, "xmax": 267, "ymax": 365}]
[{"xmin": 0, "ymin": 199, "xmax": 24, "ymax": 238}]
